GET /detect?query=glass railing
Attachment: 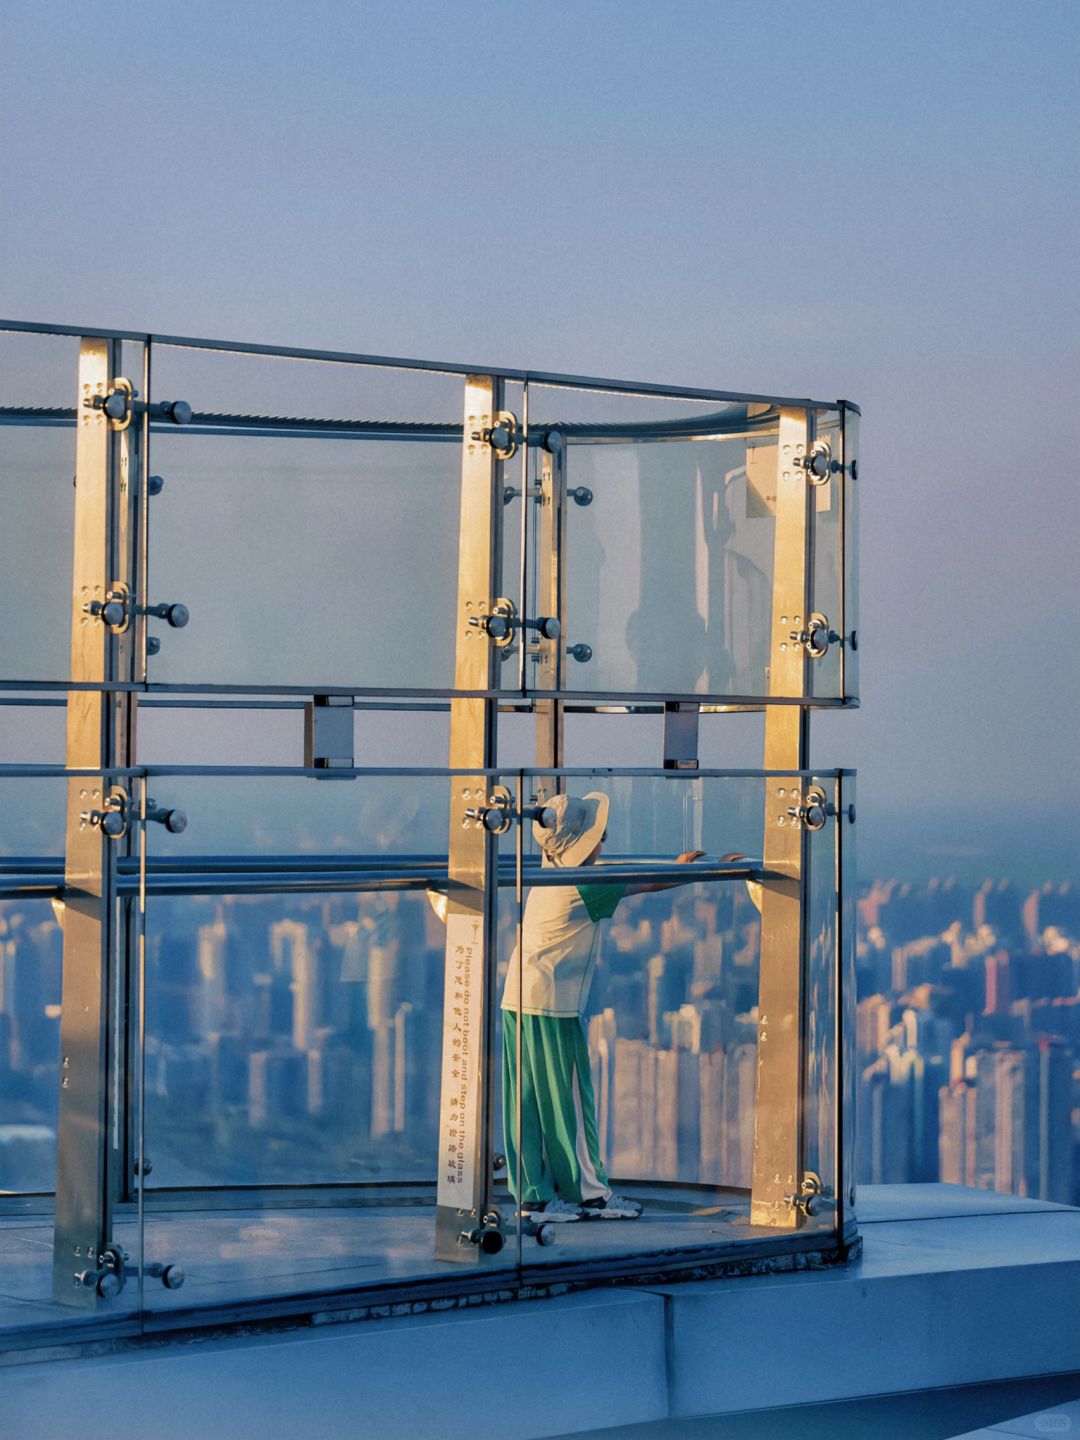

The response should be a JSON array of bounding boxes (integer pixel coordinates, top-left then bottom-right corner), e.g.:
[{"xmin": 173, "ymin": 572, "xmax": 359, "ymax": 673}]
[
  {"xmin": 0, "ymin": 319, "xmax": 860, "ymax": 1349},
  {"xmin": 0, "ymin": 763, "xmax": 851, "ymax": 1329}
]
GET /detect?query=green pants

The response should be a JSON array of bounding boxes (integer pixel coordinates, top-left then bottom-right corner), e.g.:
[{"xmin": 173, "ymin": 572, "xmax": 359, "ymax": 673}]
[{"xmin": 501, "ymin": 1010, "xmax": 610, "ymax": 1205}]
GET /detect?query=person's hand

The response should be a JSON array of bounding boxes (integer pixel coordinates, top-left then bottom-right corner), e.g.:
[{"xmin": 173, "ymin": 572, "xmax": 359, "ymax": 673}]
[
  {"xmin": 720, "ymin": 852, "xmax": 745, "ymax": 862},
  {"xmin": 675, "ymin": 850, "xmax": 706, "ymax": 864}
]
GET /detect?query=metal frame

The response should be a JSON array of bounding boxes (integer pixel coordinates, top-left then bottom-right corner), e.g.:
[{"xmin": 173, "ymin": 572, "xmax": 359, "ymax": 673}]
[{"xmin": 0, "ymin": 320, "xmax": 860, "ymax": 1338}]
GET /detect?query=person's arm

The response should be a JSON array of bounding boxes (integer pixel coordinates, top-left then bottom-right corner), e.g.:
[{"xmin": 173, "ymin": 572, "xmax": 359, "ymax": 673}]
[{"xmin": 624, "ymin": 851, "xmax": 745, "ymax": 896}]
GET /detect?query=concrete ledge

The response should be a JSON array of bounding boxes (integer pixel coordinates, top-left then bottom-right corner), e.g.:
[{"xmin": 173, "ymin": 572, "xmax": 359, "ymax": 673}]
[
  {"xmin": 658, "ymin": 1187, "xmax": 1080, "ymax": 1417},
  {"xmin": 4, "ymin": 1288, "xmax": 668, "ymax": 1440},
  {"xmin": 4, "ymin": 1186, "xmax": 1078, "ymax": 1440}
]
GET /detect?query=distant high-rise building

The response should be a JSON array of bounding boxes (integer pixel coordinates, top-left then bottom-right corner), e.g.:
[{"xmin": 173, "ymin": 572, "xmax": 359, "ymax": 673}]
[
  {"xmin": 1037, "ymin": 1037, "xmax": 1073, "ymax": 1204},
  {"xmin": 985, "ymin": 951, "xmax": 1012, "ymax": 1015},
  {"xmin": 992, "ymin": 1048, "xmax": 1037, "ymax": 1197}
]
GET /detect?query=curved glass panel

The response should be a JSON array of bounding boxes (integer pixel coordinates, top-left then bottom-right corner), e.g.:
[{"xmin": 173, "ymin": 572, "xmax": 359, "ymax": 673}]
[{"xmin": 526, "ymin": 385, "xmax": 850, "ymax": 704}]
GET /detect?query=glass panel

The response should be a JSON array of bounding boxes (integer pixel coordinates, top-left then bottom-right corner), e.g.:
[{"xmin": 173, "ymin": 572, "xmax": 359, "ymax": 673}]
[
  {"xmin": 0, "ymin": 331, "xmax": 79, "ymax": 686},
  {"xmin": 146, "ymin": 347, "xmax": 520, "ymax": 694},
  {"xmin": 138, "ymin": 771, "xmax": 463, "ymax": 1321},
  {"xmin": 526, "ymin": 384, "xmax": 847, "ymax": 704},
  {"xmin": 495, "ymin": 768, "xmax": 845, "ymax": 1271}
]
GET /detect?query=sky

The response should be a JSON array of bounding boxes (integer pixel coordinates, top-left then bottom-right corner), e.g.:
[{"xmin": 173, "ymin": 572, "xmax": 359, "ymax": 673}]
[{"xmin": 1, "ymin": 0, "xmax": 1078, "ymax": 874}]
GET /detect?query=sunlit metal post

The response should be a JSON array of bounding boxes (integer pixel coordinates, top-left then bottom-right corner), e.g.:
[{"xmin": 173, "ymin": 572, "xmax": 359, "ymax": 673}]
[
  {"xmin": 52, "ymin": 337, "xmax": 140, "ymax": 1304},
  {"xmin": 435, "ymin": 376, "xmax": 508, "ymax": 1262},
  {"xmin": 750, "ymin": 406, "xmax": 814, "ymax": 1228}
]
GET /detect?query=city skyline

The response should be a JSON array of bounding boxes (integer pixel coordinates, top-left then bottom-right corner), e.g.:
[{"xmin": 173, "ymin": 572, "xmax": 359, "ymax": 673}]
[{"xmin": 3, "ymin": 866, "xmax": 1075, "ymax": 1207}]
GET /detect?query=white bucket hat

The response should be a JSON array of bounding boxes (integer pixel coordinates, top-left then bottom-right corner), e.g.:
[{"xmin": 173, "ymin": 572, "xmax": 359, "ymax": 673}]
[{"xmin": 533, "ymin": 791, "xmax": 609, "ymax": 868}]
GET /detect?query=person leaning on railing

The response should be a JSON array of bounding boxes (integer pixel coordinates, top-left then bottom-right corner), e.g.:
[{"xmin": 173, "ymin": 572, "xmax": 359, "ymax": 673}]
[{"xmin": 500, "ymin": 793, "xmax": 743, "ymax": 1224}]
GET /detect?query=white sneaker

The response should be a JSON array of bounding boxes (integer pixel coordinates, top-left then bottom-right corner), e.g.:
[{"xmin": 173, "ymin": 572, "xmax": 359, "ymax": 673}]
[
  {"xmin": 580, "ymin": 1193, "xmax": 643, "ymax": 1219},
  {"xmin": 521, "ymin": 1197, "xmax": 585, "ymax": 1223}
]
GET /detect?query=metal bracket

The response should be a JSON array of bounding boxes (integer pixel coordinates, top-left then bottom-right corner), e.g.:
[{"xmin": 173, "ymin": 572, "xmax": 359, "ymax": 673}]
[
  {"xmin": 81, "ymin": 789, "xmax": 187, "ymax": 839},
  {"xmin": 468, "ymin": 598, "xmax": 560, "ymax": 647},
  {"xmin": 784, "ymin": 1171, "xmax": 831, "ymax": 1216},
  {"xmin": 470, "ymin": 410, "xmax": 518, "ymax": 460},
  {"xmin": 463, "ymin": 786, "xmax": 556, "ymax": 835},
  {"xmin": 74, "ymin": 1241, "xmax": 185, "ymax": 1298},
  {"xmin": 787, "ymin": 612, "xmax": 838, "ymax": 659},
  {"xmin": 304, "ymin": 694, "xmax": 355, "ymax": 770},
  {"xmin": 663, "ymin": 701, "xmax": 700, "ymax": 771},
  {"xmin": 85, "ymin": 378, "xmax": 192, "ymax": 432},
  {"xmin": 80, "ymin": 786, "xmax": 130, "ymax": 839},
  {"xmin": 83, "ymin": 585, "xmax": 189, "ymax": 635},
  {"xmin": 504, "ymin": 483, "xmax": 591, "ymax": 508},
  {"xmin": 793, "ymin": 439, "xmax": 836, "ymax": 484},
  {"xmin": 784, "ymin": 785, "xmax": 829, "ymax": 831}
]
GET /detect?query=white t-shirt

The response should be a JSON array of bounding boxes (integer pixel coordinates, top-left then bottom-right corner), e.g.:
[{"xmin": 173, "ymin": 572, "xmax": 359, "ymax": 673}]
[{"xmin": 501, "ymin": 881, "xmax": 627, "ymax": 1018}]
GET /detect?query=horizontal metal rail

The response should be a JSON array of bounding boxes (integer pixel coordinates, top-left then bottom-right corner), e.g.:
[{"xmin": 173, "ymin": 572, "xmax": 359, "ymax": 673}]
[
  {"xmin": 0, "ymin": 762, "xmax": 848, "ymax": 778},
  {"xmin": 0, "ymin": 680, "xmax": 855, "ymax": 709},
  {"xmin": 0, "ymin": 404, "xmax": 781, "ymax": 443},
  {"xmin": 0, "ymin": 317, "xmax": 858, "ymax": 413},
  {"xmin": 0, "ymin": 856, "xmax": 767, "ymax": 900}
]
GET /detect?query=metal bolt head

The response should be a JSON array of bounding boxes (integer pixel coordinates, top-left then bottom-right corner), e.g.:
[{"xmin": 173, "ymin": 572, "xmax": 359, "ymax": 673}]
[
  {"xmin": 101, "ymin": 600, "xmax": 126, "ymax": 627},
  {"xmin": 477, "ymin": 1227, "xmax": 504, "ymax": 1256},
  {"xmin": 101, "ymin": 810, "xmax": 126, "ymax": 838},
  {"xmin": 537, "ymin": 616, "xmax": 561, "ymax": 640},
  {"xmin": 103, "ymin": 392, "xmax": 127, "ymax": 421},
  {"xmin": 164, "ymin": 809, "xmax": 187, "ymax": 834},
  {"xmin": 165, "ymin": 603, "xmax": 189, "ymax": 629},
  {"xmin": 148, "ymin": 474, "xmax": 165, "ymax": 496},
  {"xmin": 97, "ymin": 1270, "xmax": 122, "ymax": 1299},
  {"xmin": 168, "ymin": 400, "xmax": 193, "ymax": 426},
  {"xmin": 489, "ymin": 422, "xmax": 512, "ymax": 452}
]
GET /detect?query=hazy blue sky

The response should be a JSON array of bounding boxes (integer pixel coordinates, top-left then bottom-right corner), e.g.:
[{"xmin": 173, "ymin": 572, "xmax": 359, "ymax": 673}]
[{"xmin": 2, "ymin": 1, "xmax": 1078, "ymax": 868}]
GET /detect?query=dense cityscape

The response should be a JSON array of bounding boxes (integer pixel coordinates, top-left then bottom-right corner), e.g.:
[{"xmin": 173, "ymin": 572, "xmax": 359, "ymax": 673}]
[{"xmin": 1, "ymin": 873, "xmax": 1077, "ymax": 1207}]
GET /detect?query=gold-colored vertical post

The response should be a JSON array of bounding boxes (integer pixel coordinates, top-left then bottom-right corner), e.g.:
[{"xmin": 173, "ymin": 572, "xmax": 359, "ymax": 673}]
[
  {"xmin": 53, "ymin": 338, "xmax": 125, "ymax": 1304},
  {"xmin": 750, "ymin": 407, "xmax": 813, "ymax": 1228},
  {"xmin": 435, "ymin": 376, "xmax": 506, "ymax": 1262}
]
